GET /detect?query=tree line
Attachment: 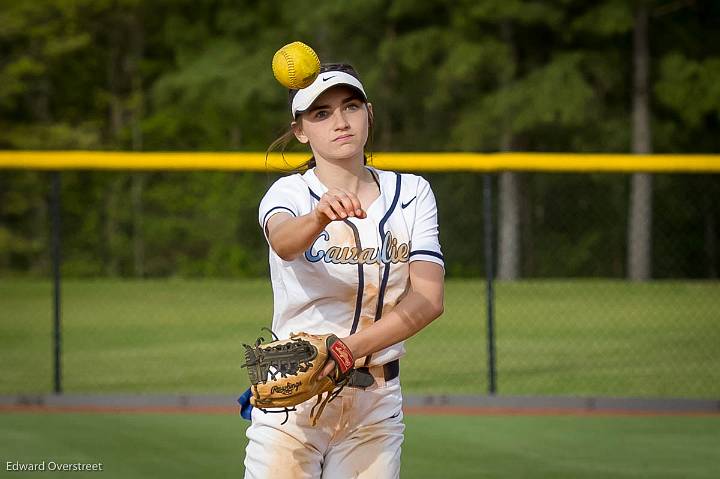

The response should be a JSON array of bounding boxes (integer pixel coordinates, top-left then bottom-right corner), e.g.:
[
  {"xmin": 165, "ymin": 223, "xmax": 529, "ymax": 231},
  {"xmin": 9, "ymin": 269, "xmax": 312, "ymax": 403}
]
[{"xmin": 0, "ymin": 0, "xmax": 718, "ymax": 279}]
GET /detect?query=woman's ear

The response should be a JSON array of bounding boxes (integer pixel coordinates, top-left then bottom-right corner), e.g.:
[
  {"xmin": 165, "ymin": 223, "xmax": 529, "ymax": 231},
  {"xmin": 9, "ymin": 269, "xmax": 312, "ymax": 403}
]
[{"xmin": 292, "ymin": 120, "xmax": 309, "ymax": 144}]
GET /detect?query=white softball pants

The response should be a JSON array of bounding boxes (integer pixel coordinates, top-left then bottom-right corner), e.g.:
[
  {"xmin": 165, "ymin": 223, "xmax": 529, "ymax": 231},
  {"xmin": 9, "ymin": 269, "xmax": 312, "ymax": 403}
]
[{"xmin": 243, "ymin": 377, "xmax": 404, "ymax": 479}]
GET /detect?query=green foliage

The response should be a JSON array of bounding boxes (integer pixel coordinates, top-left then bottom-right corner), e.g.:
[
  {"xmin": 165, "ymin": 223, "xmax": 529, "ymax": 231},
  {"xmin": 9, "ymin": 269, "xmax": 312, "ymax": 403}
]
[
  {"xmin": 570, "ymin": 0, "xmax": 634, "ymax": 36},
  {"xmin": 656, "ymin": 53, "xmax": 720, "ymax": 128},
  {"xmin": 451, "ymin": 53, "xmax": 596, "ymax": 150},
  {"xmin": 149, "ymin": 39, "xmax": 281, "ymax": 150},
  {"xmin": 466, "ymin": 0, "xmax": 566, "ymax": 26},
  {"xmin": 0, "ymin": 172, "xmax": 49, "ymax": 274}
]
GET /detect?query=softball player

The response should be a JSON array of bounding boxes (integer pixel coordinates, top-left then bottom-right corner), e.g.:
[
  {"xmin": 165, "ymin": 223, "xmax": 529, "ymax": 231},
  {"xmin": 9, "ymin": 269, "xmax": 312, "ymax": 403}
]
[{"xmin": 242, "ymin": 63, "xmax": 445, "ymax": 479}]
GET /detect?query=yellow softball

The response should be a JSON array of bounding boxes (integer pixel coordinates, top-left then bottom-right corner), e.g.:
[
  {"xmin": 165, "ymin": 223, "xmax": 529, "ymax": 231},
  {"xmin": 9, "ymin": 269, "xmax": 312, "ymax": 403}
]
[{"xmin": 272, "ymin": 41, "xmax": 321, "ymax": 89}]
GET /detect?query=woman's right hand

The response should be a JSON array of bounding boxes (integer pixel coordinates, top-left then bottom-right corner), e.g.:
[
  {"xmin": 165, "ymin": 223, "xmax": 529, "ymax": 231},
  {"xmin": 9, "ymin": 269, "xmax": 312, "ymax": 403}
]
[{"xmin": 314, "ymin": 188, "xmax": 367, "ymax": 224}]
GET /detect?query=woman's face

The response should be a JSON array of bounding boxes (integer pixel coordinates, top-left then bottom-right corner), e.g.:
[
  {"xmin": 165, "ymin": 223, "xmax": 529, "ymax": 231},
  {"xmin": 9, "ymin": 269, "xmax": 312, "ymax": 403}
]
[{"xmin": 293, "ymin": 85, "xmax": 372, "ymax": 163}]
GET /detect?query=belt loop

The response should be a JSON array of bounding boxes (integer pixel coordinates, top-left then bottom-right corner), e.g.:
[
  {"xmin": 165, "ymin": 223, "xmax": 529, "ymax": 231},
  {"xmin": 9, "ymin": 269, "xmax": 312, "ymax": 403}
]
[{"xmin": 384, "ymin": 359, "xmax": 400, "ymax": 381}]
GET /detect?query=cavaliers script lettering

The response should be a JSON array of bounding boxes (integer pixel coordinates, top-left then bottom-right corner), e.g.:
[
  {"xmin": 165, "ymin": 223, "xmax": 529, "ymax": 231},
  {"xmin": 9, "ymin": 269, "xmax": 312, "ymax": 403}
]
[{"xmin": 305, "ymin": 231, "xmax": 410, "ymax": 264}]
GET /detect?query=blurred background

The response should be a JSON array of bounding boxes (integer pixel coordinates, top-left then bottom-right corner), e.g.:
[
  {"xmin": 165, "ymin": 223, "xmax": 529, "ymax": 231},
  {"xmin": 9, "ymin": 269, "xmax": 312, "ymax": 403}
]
[{"xmin": 1, "ymin": 0, "xmax": 719, "ymax": 400}]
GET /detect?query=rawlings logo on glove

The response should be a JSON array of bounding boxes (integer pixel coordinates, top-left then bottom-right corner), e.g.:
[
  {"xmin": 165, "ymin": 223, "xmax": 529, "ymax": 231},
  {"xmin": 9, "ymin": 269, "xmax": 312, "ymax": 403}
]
[
  {"xmin": 270, "ymin": 381, "xmax": 302, "ymax": 395},
  {"xmin": 241, "ymin": 330, "xmax": 355, "ymax": 425},
  {"xmin": 329, "ymin": 340, "xmax": 354, "ymax": 373}
]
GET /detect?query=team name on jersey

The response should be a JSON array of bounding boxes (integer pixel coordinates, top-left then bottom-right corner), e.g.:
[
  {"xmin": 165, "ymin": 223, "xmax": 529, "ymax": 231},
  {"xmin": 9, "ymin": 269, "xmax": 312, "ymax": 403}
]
[{"xmin": 305, "ymin": 231, "xmax": 410, "ymax": 265}]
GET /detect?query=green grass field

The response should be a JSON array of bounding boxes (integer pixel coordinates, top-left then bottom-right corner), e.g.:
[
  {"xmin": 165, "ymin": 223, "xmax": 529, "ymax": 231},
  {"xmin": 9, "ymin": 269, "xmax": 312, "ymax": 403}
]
[
  {"xmin": 1, "ymin": 412, "xmax": 718, "ymax": 478},
  {"xmin": 1, "ymin": 279, "xmax": 719, "ymax": 397}
]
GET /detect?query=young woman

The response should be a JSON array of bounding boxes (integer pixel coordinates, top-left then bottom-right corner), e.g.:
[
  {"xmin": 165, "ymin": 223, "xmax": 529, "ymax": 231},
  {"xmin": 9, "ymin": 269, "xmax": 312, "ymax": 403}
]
[{"xmin": 242, "ymin": 63, "xmax": 445, "ymax": 479}]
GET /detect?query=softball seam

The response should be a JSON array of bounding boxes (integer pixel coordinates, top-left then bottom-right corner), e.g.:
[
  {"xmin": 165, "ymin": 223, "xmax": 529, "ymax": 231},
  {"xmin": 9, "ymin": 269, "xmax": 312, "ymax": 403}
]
[
  {"xmin": 300, "ymin": 44, "xmax": 319, "ymax": 83},
  {"xmin": 281, "ymin": 50, "xmax": 296, "ymax": 87}
]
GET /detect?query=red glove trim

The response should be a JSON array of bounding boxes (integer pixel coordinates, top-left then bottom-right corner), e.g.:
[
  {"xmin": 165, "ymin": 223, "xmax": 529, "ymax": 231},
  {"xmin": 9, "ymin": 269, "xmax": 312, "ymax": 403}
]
[{"xmin": 329, "ymin": 338, "xmax": 354, "ymax": 374}]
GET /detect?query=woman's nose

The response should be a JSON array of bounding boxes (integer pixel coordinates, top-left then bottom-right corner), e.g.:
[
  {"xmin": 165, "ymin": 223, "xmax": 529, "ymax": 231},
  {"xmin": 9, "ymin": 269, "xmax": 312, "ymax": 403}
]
[{"xmin": 333, "ymin": 109, "xmax": 350, "ymax": 129}]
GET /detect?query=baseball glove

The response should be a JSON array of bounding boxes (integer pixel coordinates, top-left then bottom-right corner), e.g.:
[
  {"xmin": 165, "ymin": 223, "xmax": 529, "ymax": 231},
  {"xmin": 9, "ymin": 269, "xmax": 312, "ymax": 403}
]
[{"xmin": 241, "ymin": 329, "xmax": 355, "ymax": 425}]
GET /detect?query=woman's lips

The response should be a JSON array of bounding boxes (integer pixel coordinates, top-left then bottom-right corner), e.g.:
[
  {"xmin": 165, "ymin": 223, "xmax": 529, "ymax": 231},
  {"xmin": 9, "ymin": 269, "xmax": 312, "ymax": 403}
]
[{"xmin": 333, "ymin": 134, "xmax": 354, "ymax": 142}]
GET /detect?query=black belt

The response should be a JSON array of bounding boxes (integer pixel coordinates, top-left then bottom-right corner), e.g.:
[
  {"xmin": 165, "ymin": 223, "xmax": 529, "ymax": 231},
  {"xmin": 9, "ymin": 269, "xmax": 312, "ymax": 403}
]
[{"xmin": 350, "ymin": 359, "xmax": 399, "ymax": 388}]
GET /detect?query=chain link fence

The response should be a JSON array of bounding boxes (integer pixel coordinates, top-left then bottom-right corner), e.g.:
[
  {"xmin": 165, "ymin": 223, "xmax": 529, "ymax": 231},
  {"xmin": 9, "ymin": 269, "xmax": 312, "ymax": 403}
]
[{"xmin": 1, "ymin": 169, "xmax": 718, "ymax": 399}]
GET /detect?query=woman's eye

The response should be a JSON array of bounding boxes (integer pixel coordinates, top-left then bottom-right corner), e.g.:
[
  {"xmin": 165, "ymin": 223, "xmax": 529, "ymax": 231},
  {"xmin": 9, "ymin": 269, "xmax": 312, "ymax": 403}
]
[
  {"xmin": 346, "ymin": 103, "xmax": 359, "ymax": 111},
  {"xmin": 315, "ymin": 110, "xmax": 329, "ymax": 119}
]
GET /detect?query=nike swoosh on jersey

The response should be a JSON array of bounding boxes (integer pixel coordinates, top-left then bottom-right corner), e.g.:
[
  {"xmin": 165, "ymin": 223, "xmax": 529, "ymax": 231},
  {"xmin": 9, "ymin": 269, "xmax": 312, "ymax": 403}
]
[{"xmin": 401, "ymin": 196, "xmax": 417, "ymax": 209}]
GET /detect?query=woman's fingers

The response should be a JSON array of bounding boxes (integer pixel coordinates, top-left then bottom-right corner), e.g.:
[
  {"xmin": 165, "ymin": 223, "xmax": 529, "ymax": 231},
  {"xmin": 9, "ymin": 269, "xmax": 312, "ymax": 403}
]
[
  {"xmin": 328, "ymin": 191, "xmax": 355, "ymax": 217},
  {"xmin": 317, "ymin": 201, "xmax": 348, "ymax": 222},
  {"xmin": 345, "ymin": 194, "xmax": 363, "ymax": 216},
  {"xmin": 338, "ymin": 195, "xmax": 357, "ymax": 216},
  {"xmin": 318, "ymin": 359, "xmax": 336, "ymax": 379},
  {"xmin": 318, "ymin": 204, "xmax": 338, "ymax": 221},
  {"xmin": 328, "ymin": 196, "xmax": 350, "ymax": 218},
  {"xmin": 315, "ymin": 187, "xmax": 368, "ymax": 223},
  {"xmin": 320, "ymin": 189, "xmax": 365, "ymax": 220}
]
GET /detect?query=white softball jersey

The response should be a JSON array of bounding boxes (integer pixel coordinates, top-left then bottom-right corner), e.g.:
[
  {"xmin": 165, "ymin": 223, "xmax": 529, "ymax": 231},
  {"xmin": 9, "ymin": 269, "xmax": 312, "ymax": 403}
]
[{"xmin": 258, "ymin": 166, "xmax": 444, "ymax": 368}]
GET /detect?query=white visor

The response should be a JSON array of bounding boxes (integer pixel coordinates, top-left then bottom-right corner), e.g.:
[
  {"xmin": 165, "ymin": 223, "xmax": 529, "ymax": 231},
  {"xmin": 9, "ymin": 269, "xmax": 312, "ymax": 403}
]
[{"xmin": 291, "ymin": 71, "xmax": 367, "ymax": 117}]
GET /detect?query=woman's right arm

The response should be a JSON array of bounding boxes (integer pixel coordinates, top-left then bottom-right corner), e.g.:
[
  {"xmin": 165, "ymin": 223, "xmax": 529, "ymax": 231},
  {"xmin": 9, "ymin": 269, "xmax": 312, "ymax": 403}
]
[{"xmin": 266, "ymin": 188, "xmax": 366, "ymax": 261}]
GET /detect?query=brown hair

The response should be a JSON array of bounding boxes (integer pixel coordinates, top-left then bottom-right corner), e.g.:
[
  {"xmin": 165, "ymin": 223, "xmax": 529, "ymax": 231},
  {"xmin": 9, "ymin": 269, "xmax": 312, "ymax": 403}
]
[{"xmin": 266, "ymin": 63, "xmax": 374, "ymax": 172}]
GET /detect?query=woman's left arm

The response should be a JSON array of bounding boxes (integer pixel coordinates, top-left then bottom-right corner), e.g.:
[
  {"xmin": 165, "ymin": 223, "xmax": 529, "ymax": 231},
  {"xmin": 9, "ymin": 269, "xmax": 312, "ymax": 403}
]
[{"xmin": 340, "ymin": 260, "xmax": 444, "ymax": 361}]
